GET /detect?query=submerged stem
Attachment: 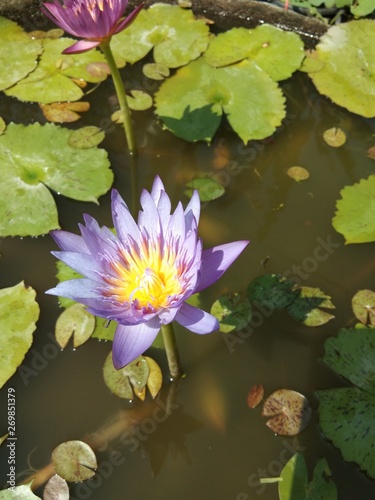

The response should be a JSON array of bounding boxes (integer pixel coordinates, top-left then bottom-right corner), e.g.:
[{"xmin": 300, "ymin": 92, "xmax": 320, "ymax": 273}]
[
  {"xmin": 161, "ymin": 323, "xmax": 183, "ymax": 380},
  {"xmin": 100, "ymin": 40, "xmax": 137, "ymax": 155}
]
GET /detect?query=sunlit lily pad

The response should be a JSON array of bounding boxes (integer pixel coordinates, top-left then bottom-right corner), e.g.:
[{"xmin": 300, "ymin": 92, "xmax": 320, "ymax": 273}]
[
  {"xmin": 332, "ymin": 175, "xmax": 375, "ymax": 244},
  {"xmin": 247, "ymin": 384, "xmax": 264, "ymax": 409},
  {"xmin": 262, "ymin": 389, "xmax": 312, "ymax": 436},
  {"xmin": 145, "ymin": 356, "xmax": 163, "ymax": 399},
  {"xmin": 286, "ymin": 286, "xmax": 335, "ymax": 326},
  {"xmin": 55, "ymin": 303, "xmax": 95, "ymax": 349},
  {"xmin": 0, "ymin": 281, "xmax": 39, "ymax": 389},
  {"xmin": 44, "ymin": 474, "xmax": 69, "ymax": 500},
  {"xmin": 5, "ymin": 37, "xmax": 107, "ymax": 103},
  {"xmin": 278, "ymin": 453, "xmax": 337, "ymax": 500},
  {"xmin": 103, "ymin": 353, "xmax": 150, "ymax": 400},
  {"xmin": 52, "ymin": 440, "xmax": 97, "ymax": 482},
  {"xmin": 0, "ymin": 122, "xmax": 113, "ymax": 236},
  {"xmin": 323, "ymin": 127, "xmax": 346, "ymax": 148},
  {"xmin": 68, "ymin": 126, "xmax": 105, "ymax": 148},
  {"xmin": 211, "ymin": 292, "xmax": 252, "ymax": 333},
  {"xmin": 155, "ymin": 57, "xmax": 285, "ymax": 143},
  {"xmin": 205, "ymin": 25, "xmax": 304, "ymax": 81},
  {"xmin": 91, "ymin": 317, "xmax": 116, "ymax": 341},
  {"xmin": 0, "ymin": 16, "xmax": 43, "ymax": 91},
  {"xmin": 303, "ymin": 20, "xmax": 375, "ymax": 117},
  {"xmin": 0, "ymin": 482, "xmax": 40, "ymax": 499},
  {"xmin": 352, "ymin": 289, "xmax": 375, "ymax": 326},
  {"xmin": 40, "ymin": 101, "xmax": 90, "ymax": 123},
  {"xmin": 143, "ymin": 62, "xmax": 170, "ymax": 80},
  {"xmin": 184, "ymin": 177, "xmax": 225, "ymax": 202},
  {"xmin": 111, "ymin": 3, "xmax": 209, "ymax": 68}
]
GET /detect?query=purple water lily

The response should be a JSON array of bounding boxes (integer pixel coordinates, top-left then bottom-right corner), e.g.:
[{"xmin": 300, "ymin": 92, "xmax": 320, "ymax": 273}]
[
  {"xmin": 47, "ymin": 177, "xmax": 249, "ymax": 369},
  {"xmin": 42, "ymin": 0, "xmax": 143, "ymax": 54}
]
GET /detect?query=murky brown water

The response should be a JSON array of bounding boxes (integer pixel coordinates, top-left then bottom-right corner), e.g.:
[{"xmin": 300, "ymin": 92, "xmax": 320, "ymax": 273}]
[{"xmin": 1, "ymin": 64, "xmax": 375, "ymax": 499}]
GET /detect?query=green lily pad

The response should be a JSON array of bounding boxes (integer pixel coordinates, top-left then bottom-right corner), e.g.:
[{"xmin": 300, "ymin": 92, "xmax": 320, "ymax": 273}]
[
  {"xmin": 351, "ymin": 0, "xmax": 375, "ymax": 16},
  {"xmin": 111, "ymin": 3, "xmax": 209, "ymax": 68},
  {"xmin": 143, "ymin": 62, "xmax": 170, "ymax": 80},
  {"xmin": 91, "ymin": 317, "xmax": 116, "ymax": 341},
  {"xmin": 247, "ymin": 274, "xmax": 297, "ymax": 310},
  {"xmin": 0, "ymin": 281, "xmax": 39, "ymax": 389},
  {"xmin": 0, "ymin": 482, "xmax": 40, "ymax": 499},
  {"xmin": 0, "ymin": 16, "xmax": 43, "ymax": 91},
  {"xmin": 68, "ymin": 126, "xmax": 105, "ymax": 149},
  {"xmin": 155, "ymin": 57, "xmax": 285, "ymax": 143},
  {"xmin": 103, "ymin": 352, "xmax": 150, "ymax": 399},
  {"xmin": 55, "ymin": 303, "xmax": 96, "ymax": 349},
  {"xmin": 5, "ymin": 37, "xmax": 107, "ymax": 103},
  {"xmin": 211, "ymin": 292, "xmax": 252, "ymax": 333},
  {"xmin": 52, "ymin": 440, "xmax": 97, "ymax": 482},
  {"xmin": 332, "ymin": 174, "xmax": 375, "ymax": 244},
  {"xmin": 286, "ymin": 286, "xmax": 335, "ymax": 326},
  {"xmin": 317, "ymin": 387, "xmax": 375, "ymax": 478},
  {"xmin": 0, "ymin": 122, "xmax": 113, "ymax": 237},
  {"xmin": 184, "ymin": 177, "xmax": 225, "ymax": 202},
  {"xmin": 352, "ymin": 289, "xmax": 375, "ymax": 326},
  {"xmin": 287, "ymin": 166, "xmax": 310, "ymax": 182},
  {"xmin": 205, "ymin": 25, "xmax": 304, "ymax": 81},
  {"xmin": 303, "ymin": 20, "xmax": 375, "ymax": 118},
  {"xmin": 111, "ymin": 91, "xmax": 153, "ymax": 117},
  {"xmin": 278, "ymin": 453, "xmax": 337, "ymax": 500}
]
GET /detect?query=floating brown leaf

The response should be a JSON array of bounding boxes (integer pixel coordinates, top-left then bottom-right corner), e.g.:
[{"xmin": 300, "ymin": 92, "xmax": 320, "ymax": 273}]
[
  {"xmin": 247, "ymin": 384, "xmax": 264, "ymax": 409},
  {"xmin": 262, "ymin": 389, "xmax": 311, "ymax": 436},
  {"xmin": 39, "ymin": 101, "xmax": 90, "ymax": 123}
]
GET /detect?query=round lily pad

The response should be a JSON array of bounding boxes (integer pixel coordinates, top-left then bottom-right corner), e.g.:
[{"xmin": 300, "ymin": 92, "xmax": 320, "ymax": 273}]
[
  {"xmin": 262, "ymin": 389, "xmax": 312, "ymax": 436},
  {"xmin": 52, "ymin": 441, "xmax": 97, "ymax": 482},
  {"xmin": 287, "ymin": 166, "xmax": 310, "ymax": 182},
  {"xmin": 323, "ymin": 127, "xmax": 346, "ymax": 148},
  {"xmin": 352, "ymin": 289, "xmax": 375, "ymax": 326},
  {"xmin": 103, "ymin": 352, "xmax": 150, "ymax": 400},
  {"xmin": 184, "ymin": 177, "xmax": 225, "ymax": 202},
  {"xmin": 55, "ymin": 303, "xmax": 95, "ymax": 349}
]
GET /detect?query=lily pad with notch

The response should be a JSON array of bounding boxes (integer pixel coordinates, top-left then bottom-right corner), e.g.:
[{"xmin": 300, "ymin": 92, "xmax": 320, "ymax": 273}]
[
  {"xmin": 52, "ymin": 441, "xmax": 97, "ymax": 482},
  {"xmin": 286, "ymin": 286, "xmax": 335, "ymax": 326},
  {"xmin": 352, "ymin": 289, "xmax": 375, "ymax": 326},
  {"xmin": 211, "ymin": 292, "xmax": 252, "ymax": 333}
]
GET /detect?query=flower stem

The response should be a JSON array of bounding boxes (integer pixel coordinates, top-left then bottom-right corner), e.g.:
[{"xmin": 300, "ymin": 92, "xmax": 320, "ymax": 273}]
[
  {"xmin": 100, "ymin": 40, "xmax": 137, "ymax": 155},
  {"xmin": 161, "ymin": 323, "xmax": 183, "ymax": 380}
]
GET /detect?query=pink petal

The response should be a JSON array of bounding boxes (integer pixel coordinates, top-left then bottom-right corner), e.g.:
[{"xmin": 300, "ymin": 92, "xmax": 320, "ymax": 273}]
[
  {"xmin": 112, "ymin": 318, "xmax": 161, "ymax": 369},
  {"xmin": 62, "ymin": 40, "xmax": 101, "ymax": 54},
  {"xmin": 195, "ymin": 240, "xmax": 249, "ymax": 292},
  {"xmin": 114, "ymin": 3, "xmax": 144, "ymax": 34},
  {"xmin": 175, "ymin": 302, "xmax": 219, "ymax": 334}
]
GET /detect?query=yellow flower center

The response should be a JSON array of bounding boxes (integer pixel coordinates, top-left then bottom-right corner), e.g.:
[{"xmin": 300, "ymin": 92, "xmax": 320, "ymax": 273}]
[{"xmin": 105, "ymin": 239, "xmax": 184, "ymax": 311}]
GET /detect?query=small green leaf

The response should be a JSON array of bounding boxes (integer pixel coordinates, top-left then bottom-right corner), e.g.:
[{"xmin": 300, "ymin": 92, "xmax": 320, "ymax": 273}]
[
  {"xmin": 0, "ymin": 281, "xmax": 39, "ymax": 389},
  {"xmin": 103, "ymin": 353, "xmax": 150, "ymax": 400},
  {"xmin": 55, "ymin": 303, "xmax": 95, "ymax": 349},
  {"xmin": 352, "ymin": 289, "xmax": 375, "ymax": 326},
  {"xmin": 52, "ymin": 441, "xmax": 97, "ymax": 482},
  {"xmin": 126, "ymin": 90, "xmax": 153, "ymax": 111},
  {"xmin": 287, "ymin": 166, "xmax": 310, "ymax": 182},
  {"xmin": 278, "ymin": 452, "xmax": 308, "ymax": 500},
  {"xmin": 332, "ymin": 174, "xmax": 375, "ymax": 244},
  {"xmin": 184, "ymin": 177, "xmax": 225, "ymax": 202},
  {"xmin": 91, "ymin": 317, "xmax": 116, "ymax": 341},
  {"xmin": 247, "ymin": 274, "xmax": 296, "ymax": 310},
  {"xmin": 68, "ymin": 126, "xmax": 105, "ymax": 149},
  {"xmin": 143, "ymin": 62, "xmax": 170, "ymax": 80},
  {"xmin": 211, "ymin": 292, "xmax": 252, "ymax": 333},
  {"xmin": 286, "ymin": 286, "xmax": 335, "ymax": 326}
]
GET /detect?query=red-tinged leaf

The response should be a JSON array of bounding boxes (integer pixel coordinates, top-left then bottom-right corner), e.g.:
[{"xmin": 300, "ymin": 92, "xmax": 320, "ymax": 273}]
[
  {"xmin": 247, "ymin": 384, "xmax": 264, "ymax": 408},
  {"xmin": 262, "ymin": 389, "xmax": 312, "ymax": 436}
]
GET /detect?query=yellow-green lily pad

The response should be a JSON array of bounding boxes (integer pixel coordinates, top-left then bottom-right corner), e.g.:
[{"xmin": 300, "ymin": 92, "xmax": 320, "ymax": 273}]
[
  {"xmin": 155, "ymin": 57, "xmax": 285, "ymax": 143},
  {"xmin": 103, "ymin": 353, "xmax": 150, "ymax": 400},
  {"xmin": 205, "ymin": 25, "xmax": 304, "ymax": 81},
  {"xmin": 184, "ymin": 177, "xmax": 225, "ymax": 202},
  {"xmin": 332, "ymin": 174, "xmax": 375, "ymax": 244},
  {"xmin": 5, "ymin": 37, "xmax": 107, "ymax": 104},
  {"xmin": 52, "ymin": 441, "xmax": 97, "ymax": 482},
  {"xmin": 0, "ymin": 16, "xmax": 43, "ymax": 91},
  {"xmin": 0, "ymin": 281, "xmax": 39, "ymax": 389},
  {"xmin": 111, "ymin": 3, "xmax": 209, "ymax": 68},
  {"xmin": 0, "ymin": 122, "xmax": 113, "ymax": 237},
  {"xmin": 286, "ymin": 286, "xmax": 335, "ymax": 326},
  {"xmin": 211, "ymin": 292, "xmax": 252, "ymax": 333},
  {"xmin": 68, "ymin": 126, "xmax": 105, "ymax": 149},
  {"xmin": 55, "ymin": 303, "xmax": 95, "ymax": 349},
  {"xmin": 352, "ymin": 289, "xmax": 375, "ymax": 326},
  {"xmin": 303, "ymin": 20, "xmax": 375, "ymax": 118}
]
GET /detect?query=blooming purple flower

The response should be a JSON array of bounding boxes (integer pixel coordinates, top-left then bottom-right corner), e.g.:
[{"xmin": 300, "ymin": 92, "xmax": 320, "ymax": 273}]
[
  {"xmin": 42, "ymin": 0, "xmax": 143, "ymax": 54},
  {"xmin": 47, "ymin": 177, "xmax": 249, "ymax": 368}
]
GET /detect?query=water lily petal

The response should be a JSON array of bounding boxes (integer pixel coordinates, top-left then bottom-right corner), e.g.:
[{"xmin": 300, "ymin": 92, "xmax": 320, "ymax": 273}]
[
  {"xmin": 114, "ymin": 2, "xmax": 144, "ymax": 34},
  {"xmin": 184, "ymin": 189, "xmax": 200, "ymax": 229},
  {"xmin": 175, "ymin": 302, "xmax": 219, "ymax": 334},
  {"xmin": 62, "ymin": 39, "xmax": 101, "ymax": 54},
  {"xmin": 196, "ymin": 240, "xmax": 249, "ymax": 292},
  {"xmin": 111, "ymin": 189, "xmax": 140, "ymax": 243},
  {"xmin": 46, "ymin": 278, "xmax": 101, "ymax": 299},
  {"xmin": 112, "ymin": 318, "xmax": 161, "ymax": 369},
  {"xmin": 51, "ymin": 230, "xmax": 89, "ymax": 253},
  {"xmin": 52, "ymin": 251, "xmax": 101, "ymax": 280}
]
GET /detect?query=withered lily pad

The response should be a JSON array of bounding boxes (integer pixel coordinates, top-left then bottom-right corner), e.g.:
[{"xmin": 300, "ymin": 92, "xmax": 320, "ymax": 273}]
[
  {"xmin": 287, "ymin": 166, "xmax": 310, "ymax": 182},
  {"xmin": 247, "ymin": 384, "xmax": 264, "ymax": 409},
  {"xmin": 5, "ymin": 37, "xmax": 107, "ymax": 103},
  {"xmin": 204, "ymin": 25, "xmax": 304, "ymax": 81},
  {"xmin": 55, "ymin": 303, "xmax": 95, "ymax": 349},
  {"xmin": 111, "ymin": 3, "xmax": 209, "ymax": 68},
  {"xmin": 211, "ymin": 292, "xmax": 252, "ymax": 333},
  {"xmin": 332, "ymin": 175, "xmax": 375, "ymax": 244},
  {"xmin": 52, "ymin": 441, "xmax": 97, "ymax": 482},
  {"xmin": 262, "ymin": 389, "xmax": 312, "ymax": 436},
  {"xmin": 44, "ymin": 474, "xmax": 69, "ymax": 500},
  {"xmin": 155, "ymin": 57, "xmax": 285, "ymax": 143},
  {"xmin": 0, "ymin": 482, "xmax": 40, "ymax": 499},
  {"xmin": 323, "ymin": 127, "xmax": 346, "ymax": 148},
  {"xmin": 0, "ymin": 122, "xmax": 113, "ymax": 236},
  {"xmin": 0, "ymin": 281, "xmax": 39, "ymax": 389},
  {"xmin": 352, "ymin": 289, "xmax": 375, "ymax": 326},
  {"xmin": 278, "ymin": 453, "xmax": 337, "ymax": 500},
  {"xmin": 286, "ymin": 286, "xmax": 335, "ymax": 326},
  {"xmin": 103, "ymin": 353, "xmax": 150, "ymax": 400},
  {"xmin": 303, "ymin": 20, "xmax": 375, "ymax": 118},
  {"xmin": 184, "ymin": 177, "xmax": 225, "ymax": 202},
  {"xmin": 40, "ymin": 101, "xmax": 90, "ymax": 123},
  {"xmin": 0, "ymin": 16, "xmax": 43, "ymax": 91}
]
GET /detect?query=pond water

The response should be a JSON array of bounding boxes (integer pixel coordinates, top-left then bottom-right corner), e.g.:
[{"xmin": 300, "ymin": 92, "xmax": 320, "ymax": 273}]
[{"xmin": 0, "ymin": 59, "xmax": 375, "ymax": 500}]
